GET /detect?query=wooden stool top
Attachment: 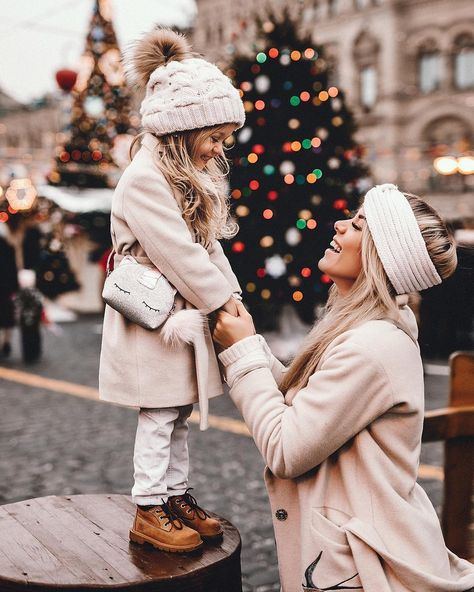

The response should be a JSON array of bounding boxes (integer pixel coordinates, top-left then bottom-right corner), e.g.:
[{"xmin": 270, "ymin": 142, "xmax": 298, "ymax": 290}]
[{"xmin": 0, "ymin": 494, "xmax": 241, "ymax": 591}]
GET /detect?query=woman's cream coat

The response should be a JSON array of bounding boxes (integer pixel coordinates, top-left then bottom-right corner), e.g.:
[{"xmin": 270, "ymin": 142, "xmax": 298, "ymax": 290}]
[
  {"xmin": 99, "ymin": 133, "xmax": 240, "ymax": 411},
  {"xmin": 219, "ymin": 306, "xmax": 474, "ymax": 592}
]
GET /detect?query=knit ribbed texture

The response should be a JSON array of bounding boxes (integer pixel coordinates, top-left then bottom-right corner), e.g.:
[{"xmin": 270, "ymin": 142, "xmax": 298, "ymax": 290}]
[
  {"xmin": 218, "ymin": 334, "xmax": 265, "ymax": 366},
  {"xmin": 140, "ymin": 58, "xmax": 245, "ymax": 135},
  {"xmin": 218, "ymin": 334, "xmax": 269, "ymax": 387},
  {"xmin": 364, "ymin": 184, "xmax": 442, "ymax": 294}
]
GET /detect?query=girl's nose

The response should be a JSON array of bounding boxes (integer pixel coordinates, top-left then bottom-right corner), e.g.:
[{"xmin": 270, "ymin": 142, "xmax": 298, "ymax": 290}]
[
  {"xmin": 213, "ymin": 143, "xmax": 224, "ymax": 157},
  {"xmin": 334, "ymin": 219, "xmax": 346, "ymax": 233}
]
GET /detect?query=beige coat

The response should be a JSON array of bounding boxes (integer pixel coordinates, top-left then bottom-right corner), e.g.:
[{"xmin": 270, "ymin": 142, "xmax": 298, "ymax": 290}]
[
  {"xmin": 219, "ymin": 306, "xmax": 474, "ymax": 592},
  {"xmin": 99, "ymin": 133, "xmax": 241, "ymax": 410}
]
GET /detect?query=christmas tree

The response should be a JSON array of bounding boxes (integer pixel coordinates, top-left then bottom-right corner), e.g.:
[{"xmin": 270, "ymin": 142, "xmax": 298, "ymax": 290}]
[
  {"xmin": 48, "ymin": 0, "xmax": 137, "ymax": 189},
  {"xmin": 225, "ymin": 13, "xmax": 367, "ymax": 329},
  {"xmin": 36, "ymin": 0, "xmax": 138, "ymax": 299}
]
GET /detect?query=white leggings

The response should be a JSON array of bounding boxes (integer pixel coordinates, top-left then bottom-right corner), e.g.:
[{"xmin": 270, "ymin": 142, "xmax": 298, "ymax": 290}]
[{"xmin": 131, "ymin": 405, "xmax": 193, "ymax": 506}]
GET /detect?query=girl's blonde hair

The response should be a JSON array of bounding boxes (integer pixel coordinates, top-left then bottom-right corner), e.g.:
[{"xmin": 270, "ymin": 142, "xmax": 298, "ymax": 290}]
[
  {"xmin": 279, "ymin": 193, "xmax": 457, "ymax": 394},
  {"xmin": 129, "ymin": 125, "xmax": 238, "ymax": 247}
]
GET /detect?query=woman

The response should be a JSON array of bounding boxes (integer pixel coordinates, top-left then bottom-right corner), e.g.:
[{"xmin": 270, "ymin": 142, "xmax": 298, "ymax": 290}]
[{"xmin": 213, "ymin": 184, "xmax": 474, "ymax": 591}]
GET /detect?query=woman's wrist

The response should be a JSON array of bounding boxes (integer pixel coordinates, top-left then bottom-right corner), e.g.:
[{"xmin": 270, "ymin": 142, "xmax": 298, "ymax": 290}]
[{"xmin": 218, "ymin": 334, "xmax": 264, "ymax": 366}]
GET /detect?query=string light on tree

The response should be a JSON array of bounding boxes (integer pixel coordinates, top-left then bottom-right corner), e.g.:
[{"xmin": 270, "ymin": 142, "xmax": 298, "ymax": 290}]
[
  {"xmin": 48, "ymin": 0, "xmax": 137, "ymax": 189},
  {"xmin": 225, "ymin": 9, "xmax": 367, "ymax": 328}
]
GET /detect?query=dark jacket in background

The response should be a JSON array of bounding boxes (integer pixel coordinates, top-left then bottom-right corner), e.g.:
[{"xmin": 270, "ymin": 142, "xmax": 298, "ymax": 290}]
[{"xmin": 0, "ymin": 237, "xmax": 18, "ymax": 328}]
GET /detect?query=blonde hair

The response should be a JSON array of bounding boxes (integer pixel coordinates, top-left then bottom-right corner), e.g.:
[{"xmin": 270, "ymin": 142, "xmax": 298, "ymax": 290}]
[
  {"xmin": 129, "ymin": 125, "xmax": 238, "ymax": 247},
  {"xmin": 279, "ymin": 193, "xmax": 457, "ymax": 394}
]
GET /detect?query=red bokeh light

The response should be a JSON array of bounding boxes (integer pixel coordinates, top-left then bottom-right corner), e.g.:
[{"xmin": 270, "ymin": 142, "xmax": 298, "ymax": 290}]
[
  {"xmin": 232, "ymin": 241, "xmax": 245, "ymax": 253},
  {"xmin": 249, "ymin": 180, "xmax": 260, "ymax": 190}
]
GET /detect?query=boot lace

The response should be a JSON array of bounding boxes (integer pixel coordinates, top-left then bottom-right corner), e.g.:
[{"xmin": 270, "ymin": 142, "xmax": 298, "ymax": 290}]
[
  {"xmin": 152, "ymin": 500, "xmax": 183, "ymax": 530},
  {"xmin": 174, "ymin": 488, "xmax": 209, "ymax": 520}
]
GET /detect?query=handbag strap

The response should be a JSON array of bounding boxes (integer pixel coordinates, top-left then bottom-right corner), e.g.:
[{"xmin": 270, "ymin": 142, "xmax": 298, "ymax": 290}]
[
  {"xmin": 107, "ymin": 250, "xmax": 160, "ymax": 275},
  {"xmin": 105, "ymin": 249, "xmax": 115, "ymax": 277}
]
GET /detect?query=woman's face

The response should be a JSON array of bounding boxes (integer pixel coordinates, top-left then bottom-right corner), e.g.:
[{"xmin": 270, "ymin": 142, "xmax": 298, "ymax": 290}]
[
  {"xmin": 318, "ymin": 208, "xmax": 365, "ymax": 295},
  {"xmin": 192, "ymin": 123, "xmax": 237, "ymax": 170}
]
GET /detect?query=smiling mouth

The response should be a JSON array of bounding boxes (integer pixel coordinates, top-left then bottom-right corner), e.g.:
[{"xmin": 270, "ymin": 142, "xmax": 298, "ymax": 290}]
[{"xmin": 328, "ymin": 240, "xmax": 342, "ymax": 253}]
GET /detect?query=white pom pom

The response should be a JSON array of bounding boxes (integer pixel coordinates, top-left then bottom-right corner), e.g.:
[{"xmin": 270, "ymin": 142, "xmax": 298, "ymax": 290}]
[{"xmin": 160, "ymin": 310, "xmax": 205, "ymax": 347}]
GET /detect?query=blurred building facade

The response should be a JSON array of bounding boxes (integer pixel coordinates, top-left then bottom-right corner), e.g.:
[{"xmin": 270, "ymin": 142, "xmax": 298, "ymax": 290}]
[
  {"xmin": 0, "ymin": 91, "xmax": 60, "ymax": 186},
  {"xmin": 192, "ymin": 0, "xmax": 474, "ymax": 221}
]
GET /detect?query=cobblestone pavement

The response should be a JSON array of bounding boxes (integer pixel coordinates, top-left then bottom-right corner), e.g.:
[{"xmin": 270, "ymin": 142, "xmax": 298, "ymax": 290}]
[{"xmin": 0, "ymin": 316, "xmax": 448, "ymax": 591}]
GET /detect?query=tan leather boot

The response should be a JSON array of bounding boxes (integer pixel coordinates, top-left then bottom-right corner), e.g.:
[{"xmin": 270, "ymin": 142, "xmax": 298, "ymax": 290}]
[
  {"xmin": 168, "ymin": 489, "xmax": 223, "ymax": 540},
  {"xmin": 129, "ymin": 502, "xmax": 203, "ymax": 552}
]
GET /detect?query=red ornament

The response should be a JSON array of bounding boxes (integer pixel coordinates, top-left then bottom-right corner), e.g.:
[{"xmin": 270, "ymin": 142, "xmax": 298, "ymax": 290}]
[{"xmin": 55, "ymin": 69, "xmax": 78, "ymax": 92}]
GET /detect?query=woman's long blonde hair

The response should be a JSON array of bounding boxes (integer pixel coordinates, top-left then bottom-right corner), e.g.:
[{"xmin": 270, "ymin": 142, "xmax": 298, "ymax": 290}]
[
  {"xmin": 279, "ymin": 193, "xmax": 458, "ymax": 394},
  {"xmin": 129, "ymin": 125, "xmax": 238, "ymax": 247}
]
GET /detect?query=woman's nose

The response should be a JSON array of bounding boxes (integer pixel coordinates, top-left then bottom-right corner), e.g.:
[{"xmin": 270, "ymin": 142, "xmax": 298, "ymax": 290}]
[{"xmin": 334, "ymin": 219, "xmax": 346, "ymax": 233}]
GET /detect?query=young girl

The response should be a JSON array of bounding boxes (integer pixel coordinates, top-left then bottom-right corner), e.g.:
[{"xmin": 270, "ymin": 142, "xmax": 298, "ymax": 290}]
[
  {"xmin": 214, "ymin": 184, "xmax": 474, "ymax": 591},
  {"xmin": 99, "ymin": 28, "xmax": 245, "ymax": 553}
]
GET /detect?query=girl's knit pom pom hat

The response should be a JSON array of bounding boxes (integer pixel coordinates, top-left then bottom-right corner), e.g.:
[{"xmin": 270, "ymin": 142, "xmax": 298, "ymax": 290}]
[{"xmin": 126, "ymin": 28, "xmax": 245, "ymax": 136}]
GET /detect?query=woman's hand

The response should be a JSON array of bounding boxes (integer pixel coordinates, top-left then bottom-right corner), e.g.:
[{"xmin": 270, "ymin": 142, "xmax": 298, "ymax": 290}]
[
  {"xmin": 221, "ymin": 297, "xmax": 239, "ymax": 317},
  {"xmin": 213, "ymin": 300, "xmax": 256, "ymax": 348}
]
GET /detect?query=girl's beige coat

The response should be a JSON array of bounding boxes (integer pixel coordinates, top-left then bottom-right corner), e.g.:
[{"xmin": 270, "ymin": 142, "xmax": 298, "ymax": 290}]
[
  {"xmin": 99, "ymin": 134, "xmax": 240, "ymax": 408},
  {"xmin": 219, "ymin": 307, "xmax": 474, "ymax": 592}
]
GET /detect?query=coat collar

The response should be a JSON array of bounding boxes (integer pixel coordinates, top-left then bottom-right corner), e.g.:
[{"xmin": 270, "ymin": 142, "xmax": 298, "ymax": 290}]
[{"xmin": 141, "ymin": 132, "xmax": 160, "ymax": 153}]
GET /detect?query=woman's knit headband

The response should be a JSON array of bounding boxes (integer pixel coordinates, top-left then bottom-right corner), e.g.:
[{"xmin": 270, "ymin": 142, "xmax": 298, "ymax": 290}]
[{"xmin": 363, "ymin": 184, "xmax": 442, "ymax": 294}]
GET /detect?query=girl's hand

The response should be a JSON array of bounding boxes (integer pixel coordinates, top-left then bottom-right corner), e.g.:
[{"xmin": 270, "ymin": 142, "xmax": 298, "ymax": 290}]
[
  {"xmin": 221, "ymin": 297, "xmax": 239, "ymax": 317},
  {"xmin": 213, "ymin": 301, "xmax": 256, "ymax": 348}
]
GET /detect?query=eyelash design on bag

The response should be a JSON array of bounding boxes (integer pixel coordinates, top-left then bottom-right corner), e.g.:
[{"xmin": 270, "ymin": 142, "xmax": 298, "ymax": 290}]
[
  {"xmin": 143, "ymin": 301, "xmax": 160, "ymax": 313},
  {"xmin": 302, "ymin": 551, "xmax": 362, "ymax": 591},
  {"xmin": 114, "ymin": 283, "xmax": 131, "ymax": 295}
]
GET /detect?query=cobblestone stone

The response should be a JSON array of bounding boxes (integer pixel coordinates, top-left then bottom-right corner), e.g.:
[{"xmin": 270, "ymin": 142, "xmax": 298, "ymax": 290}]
[{"xmin": 0, "ymin": 315, "xmax": 449, "ymax": 590}]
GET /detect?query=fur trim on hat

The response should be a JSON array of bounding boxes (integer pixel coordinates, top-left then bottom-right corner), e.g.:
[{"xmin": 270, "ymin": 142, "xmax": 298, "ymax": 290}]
[{"xmin": 126, "ymin": 28, "xmax": 193, "ymax": 88}]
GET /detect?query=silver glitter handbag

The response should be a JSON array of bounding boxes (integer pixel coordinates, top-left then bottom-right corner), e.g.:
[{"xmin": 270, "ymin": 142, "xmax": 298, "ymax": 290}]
[{"xmin": 102, "ymin": 253, "xmax": 176, "ymax": 330}]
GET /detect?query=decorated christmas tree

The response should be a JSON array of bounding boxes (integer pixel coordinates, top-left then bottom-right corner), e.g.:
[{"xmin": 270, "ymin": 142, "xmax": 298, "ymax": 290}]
[
  {"xmin": 225, "ymin": 14, "xmax": 367, "ymax": 328},
  {"xmin": 48, "ymin": 0, "xmax": 137, "ymax": 189},
  {"xmin": 34, "ymin": 0, "xmax": 139, "ymax": 299}
]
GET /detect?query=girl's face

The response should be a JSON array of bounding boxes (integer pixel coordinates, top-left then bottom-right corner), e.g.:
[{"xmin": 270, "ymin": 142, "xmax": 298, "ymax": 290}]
[
  {"xmin": 193, "ymin": 123, "xmax": 237, "ymax": 170},
  {"xmin": 318, "ymin": 208, "xmax": 365, "ymax": 295}
]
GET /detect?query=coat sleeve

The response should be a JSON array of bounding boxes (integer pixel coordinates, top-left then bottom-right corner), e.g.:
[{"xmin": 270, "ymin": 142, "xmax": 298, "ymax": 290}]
[
  {"xmin": 220, "ymin": 337, "xmax": 395, "ymax": 479},
  {"xmin": 121, "ymin": 169, "xmax": 235, "ymax": 314},
  {"xmin": 219, "ymin": 335, "xmax": 287, "ymax": 386},
  {"xmin": 206, "ymin": 239, "xmax": 242, "ymax": 295}
]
